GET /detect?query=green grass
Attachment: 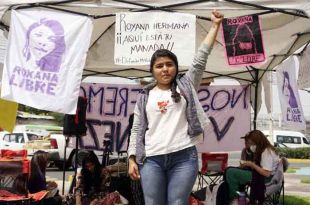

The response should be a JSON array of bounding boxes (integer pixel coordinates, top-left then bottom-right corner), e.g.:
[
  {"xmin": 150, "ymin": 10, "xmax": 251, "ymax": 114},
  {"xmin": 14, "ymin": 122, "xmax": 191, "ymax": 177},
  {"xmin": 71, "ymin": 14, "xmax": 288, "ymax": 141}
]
[
  {"xmin": 301, "ymin": 178, "xmax": 310, "ymax": 184},
  {"xmin": 281, "ymin": 195, "xmax": 310, "ymax": 205},
  {"xmin": 286, "ymin": 167, "xmax": 299, "ymax": 173}
]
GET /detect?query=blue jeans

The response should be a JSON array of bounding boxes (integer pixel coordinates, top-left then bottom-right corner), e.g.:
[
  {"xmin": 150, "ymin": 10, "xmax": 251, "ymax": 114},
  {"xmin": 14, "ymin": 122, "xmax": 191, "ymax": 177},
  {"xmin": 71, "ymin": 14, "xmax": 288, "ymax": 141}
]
[{"xmin": 139, "ymin": 146, "xmax": 198, "ymax": 205}]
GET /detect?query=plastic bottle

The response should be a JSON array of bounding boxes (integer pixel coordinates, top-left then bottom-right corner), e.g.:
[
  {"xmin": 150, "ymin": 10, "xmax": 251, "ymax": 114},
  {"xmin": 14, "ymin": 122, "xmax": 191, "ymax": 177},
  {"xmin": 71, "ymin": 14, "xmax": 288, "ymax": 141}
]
[{"xmin": 238, "ymin": 192, "xmax": 247, "ymax": 205}]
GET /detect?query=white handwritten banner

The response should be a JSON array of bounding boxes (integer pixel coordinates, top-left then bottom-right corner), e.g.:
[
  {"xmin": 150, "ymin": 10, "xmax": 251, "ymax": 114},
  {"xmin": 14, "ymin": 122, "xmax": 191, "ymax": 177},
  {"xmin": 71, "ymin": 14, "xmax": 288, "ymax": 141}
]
[
  {"xmin": 114, "ymin": 12, "xmax": 196, "ymax": 66},
  {"xmin": 1, "ymin": 9, "xmax": 93, "ymax": 114},
  {"xmin": 197, "ymin": 85, "xmax": 251, "ymax": 152},
  {"xmin": 77, "ymin": 83, "xmax": 250, "ymax": 152},
  {"xmin": 222, "ymin": 15, "xmax": 265, "ymax": 66},
  {"xmin": 78, "ymin": 83, "xmax": 142, "ymax": 152},
  {"xmin": 276, "ymin": 57, "xmax": 306, "ymax": 130},
  {"xmin": 297, "ymin": 45, "xmax": 310, "ymax": 89}
]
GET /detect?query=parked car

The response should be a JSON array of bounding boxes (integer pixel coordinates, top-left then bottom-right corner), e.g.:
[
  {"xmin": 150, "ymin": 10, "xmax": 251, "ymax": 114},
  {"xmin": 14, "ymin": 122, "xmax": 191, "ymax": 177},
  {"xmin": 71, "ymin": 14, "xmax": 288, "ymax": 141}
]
[
  {"xmin": 262, "ymin": 130, "xmax": 310, "ymax": 148},
  {"xmin": 0, "ymin": 132, "xmax": 60, "ymax": 162}
]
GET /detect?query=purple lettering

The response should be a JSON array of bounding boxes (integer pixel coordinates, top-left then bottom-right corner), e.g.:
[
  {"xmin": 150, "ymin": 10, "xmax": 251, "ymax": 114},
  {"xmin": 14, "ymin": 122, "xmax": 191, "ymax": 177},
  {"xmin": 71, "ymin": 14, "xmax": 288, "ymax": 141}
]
[
  {"xmin": 25, "ymin": 79, "xmax": 34, "ymax": 91},
  {"xmin": 117, "ymin": 88, "xmax": 129, "ymax": 117},
  {"xmin": 34, "ymin": 72, "xmax": 42, "ymax": 80},
  {"xmin": 50, "ymin": 74, "xmax": 58, "ymax": 83},
  {"xmin": 46, "ymin": 83, "xmax": 56, "ymax": 95},
  {"xmin": 9, "ymin": 75, "xmax": 17, "ymax": 86},
  {"xmin": 34, "ymin": 81, "xmax": 46, "ymax": 93},
  {"xmin": 42, "ymin": 72, "xmax": 51, "ymax": 81}
]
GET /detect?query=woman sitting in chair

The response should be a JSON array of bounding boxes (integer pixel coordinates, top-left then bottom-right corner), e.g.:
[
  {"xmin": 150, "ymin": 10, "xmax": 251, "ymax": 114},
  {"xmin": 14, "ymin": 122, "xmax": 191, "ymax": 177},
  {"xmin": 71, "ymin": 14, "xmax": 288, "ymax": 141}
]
[
  {"xmin": 28, "ymin": 150, "xmax": 62, "ymax": 205},
  {"xmin": 75, "ymin": 151, "xmax": 109, "ymax": 205},
  {"xmin": 226, "ymin": 130, "xmax": 279, "ymax": 205}
]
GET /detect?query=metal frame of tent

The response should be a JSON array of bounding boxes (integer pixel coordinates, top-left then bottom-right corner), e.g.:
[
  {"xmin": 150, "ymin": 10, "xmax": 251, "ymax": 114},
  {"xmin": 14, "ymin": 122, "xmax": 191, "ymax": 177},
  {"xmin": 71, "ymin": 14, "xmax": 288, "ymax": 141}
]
[{"xmin": 1, "ymin": 0, "xmax": 309, "ymax": 129}]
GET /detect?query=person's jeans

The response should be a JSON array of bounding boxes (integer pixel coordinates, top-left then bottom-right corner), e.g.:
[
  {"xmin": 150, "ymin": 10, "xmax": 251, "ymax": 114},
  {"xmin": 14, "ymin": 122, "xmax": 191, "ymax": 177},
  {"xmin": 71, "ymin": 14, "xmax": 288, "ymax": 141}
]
[{"xmin": 139, "ymin": 146, "xmax": 198, "ymax": 205}]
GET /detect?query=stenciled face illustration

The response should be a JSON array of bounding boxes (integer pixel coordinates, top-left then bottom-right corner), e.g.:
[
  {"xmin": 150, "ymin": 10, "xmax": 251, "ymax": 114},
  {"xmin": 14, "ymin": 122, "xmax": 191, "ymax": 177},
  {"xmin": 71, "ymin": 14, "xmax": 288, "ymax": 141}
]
[
  {"xmin": 232, "ymin": 23, "xmax": 257, "ymax": 56},
  {"xmin": 28, "ymin": 25, "xmax": 57, "ymax": 62},
  {"xmin": 283, "ymin": 77, "xmax": 290, "ymax": 97}
]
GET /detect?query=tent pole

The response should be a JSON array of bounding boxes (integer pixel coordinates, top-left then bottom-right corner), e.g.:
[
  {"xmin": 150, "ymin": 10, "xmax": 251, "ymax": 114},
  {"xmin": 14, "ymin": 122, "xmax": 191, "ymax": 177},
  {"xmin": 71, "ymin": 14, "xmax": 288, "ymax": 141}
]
[
  {"xmin": 0, "ymin": 22, "xmax": 9, "ymax": 31},
  {"xmin": 74, "ymin": 135, "xmax": 79, "ymax": 178},
  {"xmin": 223, "ymin": 0, "xmax": 309, "ymax": 19},
  {"xmin": 203, "ymin": 70, "xmax": 254, "ymax": 82},
  {"xmin": 264, "ymin": 33, "xmax": 301, "ymax": 78},
  {"xmin": 112, "ymin": 0, "xmax": 172, "ymax": 12},
  {"xmin": 62, "ymin": 136, "xmax": 69, "ymax": 195},
  {"xmin": 253, "ymin": 68, "xmax": 259, "ymax": 130},
  {"xmin": 298, "ymin": 41, "xmax": 310, "ymax": 56},
  {"xmin": 246, "ymin": 66, "xmax": 255, "ymax": 81}
]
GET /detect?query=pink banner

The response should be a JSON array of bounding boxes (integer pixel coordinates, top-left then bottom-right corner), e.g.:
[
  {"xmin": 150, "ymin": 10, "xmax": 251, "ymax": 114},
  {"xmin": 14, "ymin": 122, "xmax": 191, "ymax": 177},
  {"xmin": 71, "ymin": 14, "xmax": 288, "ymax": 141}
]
[
  {"xmin": 77, "ymin": 83, "xmax": 250, "ymax": 152},
  {"xmin": 222, "ymin": 15, "xmax": 265, "ymax": 66}
]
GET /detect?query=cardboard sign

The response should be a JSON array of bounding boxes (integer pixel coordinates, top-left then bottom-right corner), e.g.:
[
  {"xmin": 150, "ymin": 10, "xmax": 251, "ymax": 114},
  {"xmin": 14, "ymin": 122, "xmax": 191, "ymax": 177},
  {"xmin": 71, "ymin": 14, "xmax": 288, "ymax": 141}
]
[
  {"xmin": 114, "ymin": 12, "xmax": 196, "ymax": 66},
  {"xmin": 222, "ymin": 15, "xmax": 265, "ymax": 66}
]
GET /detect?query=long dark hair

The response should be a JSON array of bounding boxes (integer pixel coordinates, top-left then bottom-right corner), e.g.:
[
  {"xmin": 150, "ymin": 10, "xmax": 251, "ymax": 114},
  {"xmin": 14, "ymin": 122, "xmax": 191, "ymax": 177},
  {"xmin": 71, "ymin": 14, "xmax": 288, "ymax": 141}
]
[
  {"xmin": 247, "ymin": 130, "xmax": 276, "ymax": 164},
  {"xmin": 81, "ymin": 152, "xmax": 102, "ymax": 194},
  {"xmin": 232, "ymin": 24, "xmax": 257, "ymax": 56},
  {"xmin": 29, "ymin": 151, "xmax": 49, "ymax": 184},
  {"xmin": 282, "ymin": 71, "xmax": 298, "ymax": 108},
  {"xmin": 23, "ymin": 18, "xmax": 65, "ymax": 72},
  {"xmin": 150, "ymin": 49, "xmax": 181, "ymax": 103}
]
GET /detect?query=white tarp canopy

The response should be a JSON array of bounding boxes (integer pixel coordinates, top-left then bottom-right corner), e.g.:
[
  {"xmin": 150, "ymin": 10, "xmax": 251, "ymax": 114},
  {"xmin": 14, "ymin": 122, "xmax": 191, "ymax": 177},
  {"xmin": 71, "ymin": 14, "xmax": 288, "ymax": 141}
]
[{"xmin": 0, "ymin": 0, "xmax": 310, "ymax": 83}]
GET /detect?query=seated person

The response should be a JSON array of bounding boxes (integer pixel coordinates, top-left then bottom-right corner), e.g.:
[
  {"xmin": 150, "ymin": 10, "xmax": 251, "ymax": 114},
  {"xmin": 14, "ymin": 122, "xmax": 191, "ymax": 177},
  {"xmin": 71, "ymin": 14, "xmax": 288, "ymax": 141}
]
[
  {"xmin": 75, "ymin": 152, "xmax": 109, "ymax": 205},
  {"xmin": 226, "ymin": 130, "xmax": 279, "ymax": 205},
  {"xmin": 28, "ymin": 150, "xmax": 62, "ymax": 205},
  {"xmin": 240, "ymin": 132, "xmax": 254, "ymax": 169}
]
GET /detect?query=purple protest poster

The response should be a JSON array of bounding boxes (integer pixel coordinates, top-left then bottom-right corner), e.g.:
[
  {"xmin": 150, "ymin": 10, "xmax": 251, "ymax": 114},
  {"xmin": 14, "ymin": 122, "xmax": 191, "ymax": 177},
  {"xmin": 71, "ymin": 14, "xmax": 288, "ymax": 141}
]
[
  {"xmin": 1, "ymin": 9, "xmax": 93, "ymax": 114},
  {"xmin": 222, "ymin": 15, "xmax": 265, "ymax": 66},
  {"xmin": 73, "ymin": 82, "xmax": 249, "ymax": 152}
]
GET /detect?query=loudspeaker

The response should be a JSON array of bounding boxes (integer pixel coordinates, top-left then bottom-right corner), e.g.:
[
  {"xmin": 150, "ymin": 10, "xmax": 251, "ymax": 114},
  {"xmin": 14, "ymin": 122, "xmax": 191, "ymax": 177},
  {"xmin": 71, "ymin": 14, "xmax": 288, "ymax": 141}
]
[{"xmin": 63, "ymin": 96, "xmax": 87, "ymax": 136}]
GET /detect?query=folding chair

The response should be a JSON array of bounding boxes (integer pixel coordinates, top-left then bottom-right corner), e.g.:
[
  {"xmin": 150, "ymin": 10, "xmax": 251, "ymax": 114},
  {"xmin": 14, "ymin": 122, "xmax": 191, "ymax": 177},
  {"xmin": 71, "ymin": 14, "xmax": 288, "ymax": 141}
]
[
  {"xmin": 243, "ymin": 157, "xmax": 288, "ymax": 205},
  {"xmin": 263, "ymin": 157, "xmax": 287, "ymax": 205},
  {"xmin": 0, "ymin": 149, "xmax": 30, "ymax": 204},
  {"xmin": 198, "ymin": 153, "xmax": 228, "ymax": 189}
]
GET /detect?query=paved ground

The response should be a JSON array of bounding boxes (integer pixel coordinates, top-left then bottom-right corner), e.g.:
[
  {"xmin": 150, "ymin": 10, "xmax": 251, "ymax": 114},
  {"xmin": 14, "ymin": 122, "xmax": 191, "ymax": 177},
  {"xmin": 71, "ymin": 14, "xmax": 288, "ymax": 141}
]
[
  {"xmin": 47, "ymin": 157, "xmax": 310, "ymax": 197},
  {"xmin": 285, "ymin": 173, "xmax": 310, "ymax": 196},
  {"xmin": 285, "ymin": 159, "xmax": 310, "ymax": 196}
]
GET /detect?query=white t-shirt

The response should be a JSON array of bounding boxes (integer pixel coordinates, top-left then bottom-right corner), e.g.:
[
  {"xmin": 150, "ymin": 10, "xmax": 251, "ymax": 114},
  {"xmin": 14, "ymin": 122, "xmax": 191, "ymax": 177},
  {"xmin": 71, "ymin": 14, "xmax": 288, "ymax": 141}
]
[
  {"xmin": 260, "ymin": 148, "xmax": 279, "ymax": 175},
  {"xmin": 144, "ymin": 87, "xmax": 203, "ymax": 157}
]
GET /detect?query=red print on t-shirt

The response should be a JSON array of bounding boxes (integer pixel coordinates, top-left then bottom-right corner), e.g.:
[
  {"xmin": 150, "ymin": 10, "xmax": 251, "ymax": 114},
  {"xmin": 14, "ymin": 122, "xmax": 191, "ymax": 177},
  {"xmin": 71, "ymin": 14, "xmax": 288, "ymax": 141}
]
[{"xmin": 157, "ymin": 100, "xmax": 169, "ymax": 113}]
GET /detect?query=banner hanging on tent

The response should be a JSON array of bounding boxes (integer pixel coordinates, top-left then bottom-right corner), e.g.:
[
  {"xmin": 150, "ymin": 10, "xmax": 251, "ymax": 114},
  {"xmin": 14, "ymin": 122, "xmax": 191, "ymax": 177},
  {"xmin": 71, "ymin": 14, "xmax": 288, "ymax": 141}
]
[
  {"xmin": 276, "ymin": 57, "xmax": 306, "ymax": 130},
  {"xmin": 196, "ymin": 85, "xmax": 251, "ymax": 152},
  {"xmin": 0, "ymin": 98, "xmax": 18, "ymax": 132},
  {"xmin": 297, "ymin": 45, "xmax": 310, "ymax": 89},
  {"xmin": 114, "ymin": 12, "xmax": 196, "ymax": 66},
  {"xmin": 222, "ymin": 14, "xmax": 265, "ymax": 66},
  {"xmin": 1, "ymin": 9, "xmax": 93, "ymax": 114},
  {"xmin": 74, "ymin": 83, "xmax": 249, "ymax": 152}
]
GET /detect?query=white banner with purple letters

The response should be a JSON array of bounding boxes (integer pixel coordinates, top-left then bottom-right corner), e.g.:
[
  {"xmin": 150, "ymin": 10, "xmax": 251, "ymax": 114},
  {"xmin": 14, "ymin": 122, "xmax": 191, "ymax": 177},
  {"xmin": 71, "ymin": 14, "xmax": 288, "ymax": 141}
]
[
  {"xmin": 1, "ymin": 9, "xmax": 93, "ymax": 114},
  {"xmin": 76, "ymin": 83, "xmax": 250, "ymax": 152},
  {"xmin": 277, "ymin": 57, "xmax": 306, "ymax": 130}
]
